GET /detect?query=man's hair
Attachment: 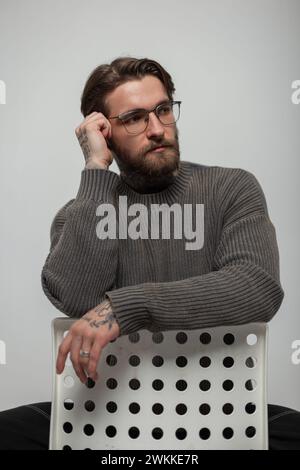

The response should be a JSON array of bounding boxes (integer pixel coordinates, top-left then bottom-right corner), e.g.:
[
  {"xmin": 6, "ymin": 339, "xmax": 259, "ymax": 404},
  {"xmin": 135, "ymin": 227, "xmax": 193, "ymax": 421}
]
[{"xmin": 80, "ymin": 56, "xmax": 176, "ymax": 118}]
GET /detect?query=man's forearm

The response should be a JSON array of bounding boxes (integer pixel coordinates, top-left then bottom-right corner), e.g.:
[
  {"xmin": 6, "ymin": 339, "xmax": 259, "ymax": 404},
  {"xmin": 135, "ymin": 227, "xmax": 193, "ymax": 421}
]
[{"xmin": 106, "ymin": 214, "xmax": 284, "ymax": 335}]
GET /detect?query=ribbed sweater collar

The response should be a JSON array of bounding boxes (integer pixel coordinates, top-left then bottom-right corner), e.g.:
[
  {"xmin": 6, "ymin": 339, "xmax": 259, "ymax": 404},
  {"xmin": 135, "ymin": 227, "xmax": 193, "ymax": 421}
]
[{"xmin": 117, "ymin": 160, "xmax": 192, "ymax": 205}]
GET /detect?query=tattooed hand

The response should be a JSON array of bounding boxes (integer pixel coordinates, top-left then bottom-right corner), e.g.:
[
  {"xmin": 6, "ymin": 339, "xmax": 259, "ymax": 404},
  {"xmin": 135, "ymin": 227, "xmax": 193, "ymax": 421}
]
[
  {"xmin": 56, "ymin": 298, "xmax": 120, "ymax": 383},
  {"xmin": 75, "ymin": 112, "xmax": 114, "ymax": 170}
]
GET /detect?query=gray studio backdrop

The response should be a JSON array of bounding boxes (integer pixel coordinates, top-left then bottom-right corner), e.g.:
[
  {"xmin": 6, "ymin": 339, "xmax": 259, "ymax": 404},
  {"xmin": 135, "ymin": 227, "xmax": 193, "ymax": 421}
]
[{"xmin": 0, "ymin": 0, "xmax": 299, "ymax": 411}]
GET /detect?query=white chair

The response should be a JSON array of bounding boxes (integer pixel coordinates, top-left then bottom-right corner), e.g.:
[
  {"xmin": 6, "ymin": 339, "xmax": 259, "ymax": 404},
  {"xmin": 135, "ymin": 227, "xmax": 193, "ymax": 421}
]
[{"xmin": 50, "ymin": 318, "xmax": 268, "ymax": 450}]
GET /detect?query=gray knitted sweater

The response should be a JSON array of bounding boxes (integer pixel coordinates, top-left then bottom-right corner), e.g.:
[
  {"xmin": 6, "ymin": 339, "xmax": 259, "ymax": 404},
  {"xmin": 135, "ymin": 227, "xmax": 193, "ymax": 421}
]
[{"xmin": 41, "ymin": 160, "xmax": 284, "ymax": 335}]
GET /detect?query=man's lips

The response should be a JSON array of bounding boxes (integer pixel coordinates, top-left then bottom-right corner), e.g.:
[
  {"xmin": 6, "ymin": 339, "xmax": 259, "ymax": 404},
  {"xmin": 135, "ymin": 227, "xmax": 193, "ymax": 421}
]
[{"xmin": 148, "ymin": 145, "xmax": 170, "ymax": 152}]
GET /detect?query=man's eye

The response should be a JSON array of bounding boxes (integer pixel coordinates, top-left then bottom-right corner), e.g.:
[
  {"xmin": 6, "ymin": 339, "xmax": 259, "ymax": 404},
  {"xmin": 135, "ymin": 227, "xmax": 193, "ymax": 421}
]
[
  {"xmin": 124, "ymin": 113, "xmax": 144, "ymax": 124},
  {"xmin": 159, "ymin": 105, "xmax": 171, "ymax": 114}
]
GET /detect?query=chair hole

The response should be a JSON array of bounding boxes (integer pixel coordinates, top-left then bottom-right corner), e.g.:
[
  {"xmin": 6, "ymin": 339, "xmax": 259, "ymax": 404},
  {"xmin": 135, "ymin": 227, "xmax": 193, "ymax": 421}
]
[
  {"xmin": 199, "ymin": 356, "xmax": 211, "ymax": 368},
  {"xmin": 129, "ymin": 332, "xmax": 140, "ymax": 343},
  {"xmin": 63, "ymin": 330, "xmax": 69, "ymax": 339},
  {"xmin": 175, "ymin": 428, "xmax": 187, "ymax": 440},
  {"xmin": 106, "ymin": 401, "xmax": 118, "ymax": 413},
  {"xmin": 83, "ymin": 424, "xmax": 94, "ymax": 436},
  {"xmin": 199, "ymin": 380, "xmax": 211, "ymax": 391},
  {"xmin": 84, "ymin": 400, "xmax": 95, "ymax": 412},
  {"xmin": 152, "ymin": 427, "xmax": 164, "ymax": 439},
  {"xmin": 106, "ymin": 425, "xmax": 117, "ymax": 438},
  {"xmin": 129, "ymin": 402, "xmax": 140, "ymax": 414},
  {"xmin": 200, "ymin": 332, "xmax": 211, "ymax": 345},
  {"xmin": 152, "ymin": 379, "xmax": 164, "ymax": 391},
  {"xmin": 176, "ymin": 356, "xmax": 188, "ymax": 367},
  {"xmin": 176, "ymin": 332, "xmax": 188, "ymax": 344},
  {"xmin": 223, "ymin": 333, "xmax": 235, "ymax": 345},
  {"xmin": 152, "ymin": 332, "xmax": 164, "ymax": 344},
  {"xmin": 152, "ymin": 355, "xmax": 164, "ymax": 367},
  {"xmin": 222, "ymin": 380, "xmax": 234, "ymax": 391},
  {"xmin": 63, "ymin": 399, "xmax": 74, "ymax": 410},
  {"xmin": 199, "ymin": 428, "xmax": 211, "ymax": 440},
  {"xmin": 246, "ymin": 426, "xmax": 256, "ymax": 438},
  {"xmin": 246, "ymin": 357, "xmax": 257, "ymax": 368},
  {"xmin": 199, "ymin": 403, "xmax": 211, "ymax": 415},
  {"xmin": 223, "ymin": 427, "xmax": 234, "ymax": 439},
  {"xmin": 128, "ymin": 427, "xmax": 140, "ymax": 439},
  {"xmin": 63, "ymin": 422, "xmax": 73, "ymax": 434},
  {"xmin": 152, "ymin": 403, "xmax": 164, "ymax": 415},
  {"xmin": 245, "ymin": 379, "xmax": 257, "ymax": 391},
  {"xmin": 129, "ymin": 379, "xmax": 140, "ymax": 390},
  {"xmin": 222, "ymin": 403, "xmax": 234, "ymax": 415},
  {"xmin": 64, "ymin": 376, "xmax": 74, "ymax": 388},
  {"xmin": 176, "ymin": 380, "xmax": 187, "ymax": 391},
  {"xmin": 106, "ymin": 354, "xmax": 117, "ymax": 366},
  {"xmin": 62, "ymin": 445, "xmax": 72, "ymax": 450},
  {"xmin": 245, "ymin": 402, "xmax": 256, "ymax": 414},
  {"xmin": 176, "ymin": 403, "xmax": 187, "ymax": 415},
  {"xmin": 223, "ymin": 356, "xmax": 234, "ymax": 368},
  {"xmin": 129, "ymin": 355, "xmax": 140, "ymax": 367},
  {"xmin": 247, "ymin": 334, "xmax": 257, "ymax": 346},
  {"xmin": 106, "ymin": 378, "xmax": 118, "ymax": 389}
]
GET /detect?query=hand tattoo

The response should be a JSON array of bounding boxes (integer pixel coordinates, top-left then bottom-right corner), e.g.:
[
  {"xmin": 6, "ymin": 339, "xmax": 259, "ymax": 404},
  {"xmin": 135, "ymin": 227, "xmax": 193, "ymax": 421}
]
[
  {"xmin": 83, "ymin": 299, "xmax": 117, "ymax": 330},
  {"xmin": 78, "ymin": 129, "xmax": 92, "ymax": 163}
]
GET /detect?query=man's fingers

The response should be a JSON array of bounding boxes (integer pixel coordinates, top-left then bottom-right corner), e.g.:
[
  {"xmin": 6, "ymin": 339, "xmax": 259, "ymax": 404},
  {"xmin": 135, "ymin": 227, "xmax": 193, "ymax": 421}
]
[
  {"xmin": 85, "ymin": 118, "xmax": 111, "ymax": 136},
  {"xmin": 75, "ymin": 113, "xmax": 111, "ymax": 137},
  {"xmin": 75, "ymin": 112, "xmax": 98, "ymax": 134},
  {"xmin": 85, "ymin": 111, "xmax": 98, "ymax": 118},
  {"xmin": 70, "ymin": 334, "xmax": 87, "ymax": 384},
  {"xmin": 56, "ymin": 334, "xmax": 72, "ymax": 374},
  {"xmin": 87, "ymin": 339, "xmax": 103, "ymax": 381},
  {"xmin": 79, "ymin": 336, "xmax": 93, "ymax": 379}
]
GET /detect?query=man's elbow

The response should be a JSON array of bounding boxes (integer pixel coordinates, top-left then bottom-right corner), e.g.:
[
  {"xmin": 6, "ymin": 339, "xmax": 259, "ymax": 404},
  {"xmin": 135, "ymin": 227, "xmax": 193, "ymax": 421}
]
[
  {"xmin": 262, "ymin": 280, "xmax": 285, "ymax": 323},
  {"xmin": 41, "ymin": 270, "xmax": 83, "ymax": 318}
]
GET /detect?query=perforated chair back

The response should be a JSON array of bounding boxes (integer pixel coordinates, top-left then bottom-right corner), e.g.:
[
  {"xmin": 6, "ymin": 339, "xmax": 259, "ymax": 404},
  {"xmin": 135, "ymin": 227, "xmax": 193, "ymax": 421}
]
[{"xmin": 50, "ymin": 318, "xmax": 268, "ymax": 450}]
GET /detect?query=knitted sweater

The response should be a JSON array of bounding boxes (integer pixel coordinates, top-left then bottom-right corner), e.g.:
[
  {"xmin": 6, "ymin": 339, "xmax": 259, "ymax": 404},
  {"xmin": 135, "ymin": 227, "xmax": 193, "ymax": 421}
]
[{"xmin": 41, "ymin": 160, "xmax": 284, "ymax": 335}]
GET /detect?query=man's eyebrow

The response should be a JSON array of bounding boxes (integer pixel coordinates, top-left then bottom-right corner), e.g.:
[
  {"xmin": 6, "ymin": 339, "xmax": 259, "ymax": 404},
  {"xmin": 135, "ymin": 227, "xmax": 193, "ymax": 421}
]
[{"xmin": 120, "ymin": 99, "xmax": 170, "ymax": 116}]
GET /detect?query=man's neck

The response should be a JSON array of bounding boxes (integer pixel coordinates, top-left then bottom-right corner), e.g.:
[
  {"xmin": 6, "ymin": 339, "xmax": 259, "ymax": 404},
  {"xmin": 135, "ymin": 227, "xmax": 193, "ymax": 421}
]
[{"xmin": 120, "ymin": 169, "xmax": 179, "ymax": 194}]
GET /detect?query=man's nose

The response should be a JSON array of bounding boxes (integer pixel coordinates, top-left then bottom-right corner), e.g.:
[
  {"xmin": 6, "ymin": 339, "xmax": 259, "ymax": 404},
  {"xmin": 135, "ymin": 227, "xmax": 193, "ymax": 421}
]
[{"xmin": 146, "ymin": 111, "xmax": 165, "ymax": 137}]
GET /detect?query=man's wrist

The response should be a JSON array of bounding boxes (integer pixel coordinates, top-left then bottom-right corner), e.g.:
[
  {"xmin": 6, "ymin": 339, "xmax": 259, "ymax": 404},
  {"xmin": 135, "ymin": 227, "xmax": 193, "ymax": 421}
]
[{"xmin": 84, "ymin": 160, "xmax": 109, "ymax": 170}]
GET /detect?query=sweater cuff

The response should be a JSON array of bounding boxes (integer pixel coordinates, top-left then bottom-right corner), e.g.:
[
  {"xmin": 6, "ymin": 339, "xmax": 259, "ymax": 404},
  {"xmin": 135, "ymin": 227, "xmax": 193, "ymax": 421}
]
[
  {"xmin": 76, "ymin": 168, "xmax": 120, "ymax": 201},
  {"xmin": 105, "ymin": 284, "xmax": 151, "ymax": 335}
]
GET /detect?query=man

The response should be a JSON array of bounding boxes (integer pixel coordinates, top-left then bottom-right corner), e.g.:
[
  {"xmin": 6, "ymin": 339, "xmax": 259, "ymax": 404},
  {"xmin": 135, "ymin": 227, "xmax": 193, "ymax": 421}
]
[{"xmin": 0, "ymin": 57, "xmax": 299, "ymax": 449}]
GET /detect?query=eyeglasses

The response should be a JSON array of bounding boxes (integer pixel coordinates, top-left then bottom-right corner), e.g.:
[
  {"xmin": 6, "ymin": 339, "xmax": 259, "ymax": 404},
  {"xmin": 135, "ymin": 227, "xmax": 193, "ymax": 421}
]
[{"xmin": 108, "ymin": 100, "xmax": 182, "ymax": 135}]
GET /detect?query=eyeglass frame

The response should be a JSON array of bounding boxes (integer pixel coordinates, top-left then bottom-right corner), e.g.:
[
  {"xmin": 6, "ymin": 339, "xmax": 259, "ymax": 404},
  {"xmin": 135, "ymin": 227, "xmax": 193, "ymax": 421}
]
[{"xmin": 107, "ymin": 100, "xmax": 182, "ymax": 135}]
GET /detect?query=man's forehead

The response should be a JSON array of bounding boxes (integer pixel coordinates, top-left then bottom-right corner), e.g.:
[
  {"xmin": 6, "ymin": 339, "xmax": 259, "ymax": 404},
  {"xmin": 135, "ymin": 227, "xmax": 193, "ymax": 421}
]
[{"xmin": 107, "ymin": 76, "xmax": 169, "ymax": 116}]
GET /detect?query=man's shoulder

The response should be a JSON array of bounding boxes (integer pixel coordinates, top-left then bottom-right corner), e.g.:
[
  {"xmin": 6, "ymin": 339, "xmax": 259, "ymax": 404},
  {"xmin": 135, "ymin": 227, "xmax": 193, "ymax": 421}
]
[
  {"xmin": 183, "ymin": 161, "xmax": 266, "ymax": 212},
  {"xmin": 183, "ymin": 160, "xmax": 255, "ymax": 183}
]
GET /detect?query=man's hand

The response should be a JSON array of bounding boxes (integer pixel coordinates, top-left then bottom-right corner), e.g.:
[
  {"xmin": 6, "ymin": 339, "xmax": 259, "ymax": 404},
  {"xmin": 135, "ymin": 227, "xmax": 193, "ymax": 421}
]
[
  {"xmin": 56, "ymin": 298, "xmax": 120, "ymax": 383},
  {"xmin": 75, "ymin": 112, "xmax": 114, "ymax": 170}
]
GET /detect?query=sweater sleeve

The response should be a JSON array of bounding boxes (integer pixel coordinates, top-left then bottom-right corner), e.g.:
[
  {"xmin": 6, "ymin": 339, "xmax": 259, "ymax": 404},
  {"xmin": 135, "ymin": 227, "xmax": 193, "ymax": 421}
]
[
  {"xmin": 105, "ymin": 169, "xmax": 284, "ymax": 335},
  {"xmin": 41, "ymin": 169, "xmax": 120, "ymax": 317}
]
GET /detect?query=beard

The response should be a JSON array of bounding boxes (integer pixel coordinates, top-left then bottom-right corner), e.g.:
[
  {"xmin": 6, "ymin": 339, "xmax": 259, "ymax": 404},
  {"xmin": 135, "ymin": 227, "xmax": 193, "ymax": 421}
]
[{"xmin": 110, "ymin": 126, "xmax": 181, "ymax": 194}]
